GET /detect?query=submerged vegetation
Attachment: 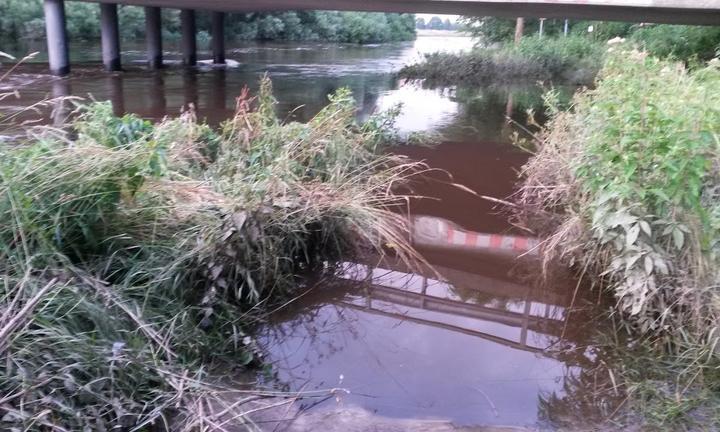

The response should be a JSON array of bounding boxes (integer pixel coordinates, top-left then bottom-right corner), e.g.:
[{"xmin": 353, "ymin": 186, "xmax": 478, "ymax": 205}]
[
  {"xmin": 0, "ymin": 77, "xmax": 420, "ymax": 429},
  {"xmin": 399, "ymin": 36, "xmax": 603, "ymax": 85},
  {"xmin": 518, "ymin": 49, "xmax": 720, "ymax": 425}
]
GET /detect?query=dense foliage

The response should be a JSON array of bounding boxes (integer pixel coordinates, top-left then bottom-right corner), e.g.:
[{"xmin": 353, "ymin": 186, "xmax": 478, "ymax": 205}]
[
  {"xmin": 0, "ymin": 1, "xmax": 416, "ymax": 44},
  {"xmin": 519, "ymin": 50, "xmax": 720, "ymax": 350},
  {"xmin": 462, "ymin": 16, "xmax": 720, "ymax": 61},
  {"xmin": 460, "ymin": 16, "xmax": 572, "ymax": 42},
  {"xmin": 630, "ymin": 24, "xmax": 720, "ymax": 61},
  {"xmin": 400, "ymin": 35, "xmax": 603, "ymax": 85},
  {"xmin": 518, "ymin": 49, "xmax": 720, "ymax": 428},
  {"xmin": 0, "ymin": 78, "xmax": 420, "ymax": 429}
]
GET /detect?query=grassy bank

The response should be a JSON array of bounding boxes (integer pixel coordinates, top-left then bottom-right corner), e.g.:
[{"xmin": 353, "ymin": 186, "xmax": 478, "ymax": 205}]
[
  {"xmin": 0, "ymin": 78, "xmax": 420, "ymax": 429},
  {"xmin": 399, "ymin": 36, "xmax": 603, "ymax": 85},
  {"xmin": 517, "ymin": 49, "xmax": 720, "ymax": 426}
]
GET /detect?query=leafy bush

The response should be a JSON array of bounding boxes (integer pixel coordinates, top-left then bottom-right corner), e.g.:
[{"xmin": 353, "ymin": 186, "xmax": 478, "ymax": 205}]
[
  {"xmin": 460, "ymin": 17, "xmax": 575, "ymax": 43},
  {"xmin": 570, "ymin": 20, "xmax": 635, "ymax": 41},
  {"xmin": 514, "ymin": 35, "xmax": 604, "ymax": 75},
  {"xmin": 518, "ymin": 49, "xmax": 720, "ymax": 345},
  {"xmin": 630, "ymin": 25, "xmax": 720, "ymax": 61},
  {"xmin": 0, "ymin": 78, "xmax": 421, "ymax": 429}
]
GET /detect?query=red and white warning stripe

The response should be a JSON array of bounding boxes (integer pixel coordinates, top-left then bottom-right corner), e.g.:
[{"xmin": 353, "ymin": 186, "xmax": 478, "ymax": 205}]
[{"xmin": 412, "ymin": 215, "xmax": 540, "ymax": 256}]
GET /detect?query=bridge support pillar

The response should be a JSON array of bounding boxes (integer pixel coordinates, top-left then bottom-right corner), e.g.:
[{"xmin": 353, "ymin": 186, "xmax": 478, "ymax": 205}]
[
  {"xmin": 180, "ymin": 10, "xmax": 197, "ymax": 66},
  {"xmin": 211, "ymin": 12, "xmax": 225, "ymax": 65},
  {"xmin": 145, "ymin": 7, "xmax": 163, "ymax": 69},
  {"xmin": 43, "ymin": 0, "xmax": 70, "ymax": 76},
  {"xmin": 100, "ymin": 3, "xmax": 121, "ymax": 71}
]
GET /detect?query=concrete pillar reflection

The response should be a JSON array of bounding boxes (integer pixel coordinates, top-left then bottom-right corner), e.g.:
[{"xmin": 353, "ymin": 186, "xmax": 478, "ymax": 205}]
[
  {"xmin": 43, "ymin": 0, "xmax": 70, "ymax": 76},
  {"xmin": 210, "ymin": 69, "xmax": 227, "ymax": 111},
  {"xmin": 51, "ymin": 78, "xmax": 71, "ymax": 126},
  {"xmin": 145, "ymin": 7, "xmax": 163, "ymax": 69},
  {"xmin": 183, "ymin": 69, "xmax": 199, "ymax": 112},
  {"xmin": 100, "ymin": 3, "xmax": 122, "ymax": 71},
  {"xmin": 149, "ymin": 72, "xmax": 167, "ymax": 116},
  {"xmin": 107, "ymin": 74, "xmax": 125, "ymax": 116}
]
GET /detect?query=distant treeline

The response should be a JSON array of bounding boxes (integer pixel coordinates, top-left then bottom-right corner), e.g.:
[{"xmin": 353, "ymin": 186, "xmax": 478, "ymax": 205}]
[
  {"xmin": 415, "ymin": 16, "xmax": 460, "ymax": 31},
  {"xmin": 0, "ymin": 1, "xmax": 416, "ymax": 45},
  {"xmin": 463, "ymin": 17, "xmax": 720, "ymax": 60}
]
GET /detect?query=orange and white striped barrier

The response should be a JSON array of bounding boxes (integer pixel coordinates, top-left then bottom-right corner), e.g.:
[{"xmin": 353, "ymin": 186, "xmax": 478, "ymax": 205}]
[{"xmin": 411, "ymin": 215, "xmax": 540, "ymax": 257}]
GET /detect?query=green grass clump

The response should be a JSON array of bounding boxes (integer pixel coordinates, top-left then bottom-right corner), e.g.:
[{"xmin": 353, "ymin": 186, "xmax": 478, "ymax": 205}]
[
  {"xmin": 518, "ymin": 49, "xmax": 720, "ymax": 425},
  {"xmin": 0, "ymin": 77, "xmax": 421, "ymax": 429},
  {"xmin": 399, "ymin": 36, "xmax": 603, "ymax": 85}
]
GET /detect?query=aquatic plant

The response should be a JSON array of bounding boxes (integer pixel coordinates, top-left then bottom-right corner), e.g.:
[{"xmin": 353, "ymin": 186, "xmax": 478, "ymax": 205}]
[
  {"xmin": 517, "ymin": 48, "xmax": 720, "ymax": 424},
  {"xmin": 0, "ymin": 77, "xmax": 421, "ymax": 429}
]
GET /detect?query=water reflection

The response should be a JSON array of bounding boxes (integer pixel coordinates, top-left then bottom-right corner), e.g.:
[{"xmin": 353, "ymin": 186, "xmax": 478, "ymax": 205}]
[
  {"xmin": 106, "ymin": 74, "xmax": 124, "ymax": 116},
  {"xmin": 255, "ymin": 253, "xmax": 601, "ymax": 427},
  {"xmin": 1, "ymin": 35, "xmax": 563, "ymax": 143}
]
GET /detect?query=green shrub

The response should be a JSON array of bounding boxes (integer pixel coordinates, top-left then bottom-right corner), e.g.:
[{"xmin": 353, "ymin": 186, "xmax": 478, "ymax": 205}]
[
  {"xmin": 630, "ymin": 25, "xmax": 720, "ymax": 61},
  {"xmin": 518, "ymin": 49, "xmax": 720, "ymax": 345},
  {"xmin": 0, "ymin": 78, "xmax": 421, "ymax": 429}
]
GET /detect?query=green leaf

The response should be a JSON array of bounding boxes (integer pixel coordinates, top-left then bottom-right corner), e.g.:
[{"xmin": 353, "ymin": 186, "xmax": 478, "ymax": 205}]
[
  {"xmin": 639, "ymin": 220, "xmax": 652, "ymax": 236},
  {"xmin": 672, "ymin": 228, "xmax": 684, "ymax": 250},
  {"xmin": 644, "ymin": 255, "xmax": 654, "ymax": 276},
  {"xmin": 626, "ymin": 224, "xmax": 640, "ymax": 246}
]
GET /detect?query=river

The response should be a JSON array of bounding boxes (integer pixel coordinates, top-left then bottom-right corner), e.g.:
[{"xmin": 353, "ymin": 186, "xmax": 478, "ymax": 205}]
[{"xmin": 0, "ymin": 35, "xmax": 615, "ymax": 430}]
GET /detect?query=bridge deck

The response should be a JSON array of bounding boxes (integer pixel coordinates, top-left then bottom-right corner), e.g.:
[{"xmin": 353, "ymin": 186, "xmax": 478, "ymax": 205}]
[{"xmin": 82, "ymin": 0, "xmax": 720, "ymax": 25}]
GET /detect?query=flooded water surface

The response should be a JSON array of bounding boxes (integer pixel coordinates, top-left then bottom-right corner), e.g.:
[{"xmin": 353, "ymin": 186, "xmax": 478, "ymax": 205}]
[{"xmin": 1, "ymin": 35, "xmax": 609, "ymax": 430}]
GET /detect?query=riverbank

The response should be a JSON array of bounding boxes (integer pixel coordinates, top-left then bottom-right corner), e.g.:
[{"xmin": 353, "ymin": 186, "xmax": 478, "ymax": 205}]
[
  {"xmin": 0, "ymin": 77, "xmax": 422, "ymax": 429},
  {"xmin": 399, "ymin": 36, "xmax": 603, "ymax": 85},
  {"xmin": 4, "ymin": 33, "xmax": 711, "ymax": 429},
  {"xmin": 517, "ymin": 48, "xmax": 720, "ymax": 428}
]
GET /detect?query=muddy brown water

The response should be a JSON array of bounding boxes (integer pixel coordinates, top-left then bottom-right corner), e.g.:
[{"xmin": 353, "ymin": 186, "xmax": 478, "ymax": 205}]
[{"xmin": 1, "ymin": 36, "xmax": 615, "ymax": 430}]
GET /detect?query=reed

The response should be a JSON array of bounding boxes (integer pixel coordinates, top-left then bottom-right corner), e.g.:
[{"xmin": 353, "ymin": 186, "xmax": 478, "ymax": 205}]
[{"xmin": 0, "ymin": 76, "xmax": 423, "ymax": 430}]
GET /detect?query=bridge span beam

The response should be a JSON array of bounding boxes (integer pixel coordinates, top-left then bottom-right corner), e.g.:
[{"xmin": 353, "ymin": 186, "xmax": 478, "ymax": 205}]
[
  {"xmin": 211, "ymin": 11, "xmax": 226, "ymax": 64},
  {"xmin": 180, "ymin": 9, "xmax": 197, "ymax": 66},
  {"xmin": 72, "ymin": 0, "xmax": 720, "ymax": 26},
  {"xmin": 145, "ymin": 6, "xmax": 163, "ymax": 69},
  {"xmin": 100, "ymin": 3, "xmax": 122, "ymax": 71},
  {"xmin": 43, "ymin": 0, "xmax": 70, "ymax": 76}
]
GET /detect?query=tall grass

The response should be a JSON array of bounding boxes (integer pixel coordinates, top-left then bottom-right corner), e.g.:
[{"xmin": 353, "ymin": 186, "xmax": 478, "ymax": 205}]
[
  {"xmin": 0, "ymin": 77, "xmax": 422, "ymax": 429},
  {"xmin": 516, "ymin": 48, "xmax": 720, "ymax": 419},
  {"xmin": 399, "ymin": 36, "xmax": 603, "ymax": 85}
]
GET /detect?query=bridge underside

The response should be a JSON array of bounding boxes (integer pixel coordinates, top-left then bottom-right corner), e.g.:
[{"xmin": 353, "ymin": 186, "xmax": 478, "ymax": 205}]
[{"xmin": 85, "ymin": 0, "xmax": 720, "ymax": 25}]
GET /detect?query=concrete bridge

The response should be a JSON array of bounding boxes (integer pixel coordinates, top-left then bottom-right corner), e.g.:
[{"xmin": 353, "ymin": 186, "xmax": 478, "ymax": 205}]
[{"xmin": 40, "ymin": 0, "xmax": 720, "ymax": 75}]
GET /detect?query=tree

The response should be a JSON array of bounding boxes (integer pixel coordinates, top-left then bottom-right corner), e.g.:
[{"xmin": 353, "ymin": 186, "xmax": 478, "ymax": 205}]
[
  {"xmin": 416, "ymin": 17, "xmax": 426, "ymax": 30},
  {"xmin": 428, "ymin": 16, "xmax": 444, "ymax": 30}
]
